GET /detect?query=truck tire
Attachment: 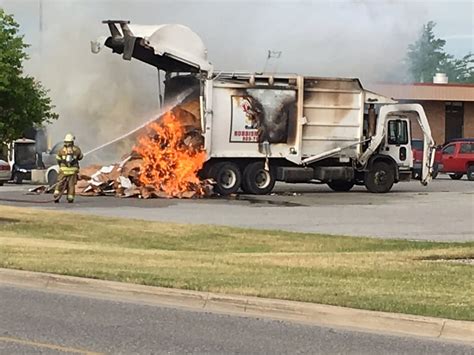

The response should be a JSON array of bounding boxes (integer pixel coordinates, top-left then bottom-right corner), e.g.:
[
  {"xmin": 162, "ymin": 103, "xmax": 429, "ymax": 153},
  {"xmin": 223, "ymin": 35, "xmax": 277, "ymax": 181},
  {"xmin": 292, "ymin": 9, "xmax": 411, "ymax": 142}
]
[
  {"xmin": 364, "ymin": 161, "xmax": 395, "ymax": 193},
  {"xmin": 467, "ymin": 166, "xmax": 474, "ymax": 181},
  {"xmin": 12, "ymin": 172, "xmax": 23, "ymax": 185},
  {"xmin": 432, "ymin": 164, "xmax": 439, "ymax": 179},
  {"xmin": 209, "ymin": 162, "xmax": 241, "ymax": 196},
  {"xmin": 241, "ymin": 161, "xmax": 276, "ymax": 195},
  {"xmin": 47, "ymin": 169, "xmax": 58, "ymax": 187},
  {"xmin": 449, "ymin": 173, "xmax": 463, "ymax": 180},
  {"xmin": 327, "ymin": 180, "xmax": 355, "ymax": 192}
]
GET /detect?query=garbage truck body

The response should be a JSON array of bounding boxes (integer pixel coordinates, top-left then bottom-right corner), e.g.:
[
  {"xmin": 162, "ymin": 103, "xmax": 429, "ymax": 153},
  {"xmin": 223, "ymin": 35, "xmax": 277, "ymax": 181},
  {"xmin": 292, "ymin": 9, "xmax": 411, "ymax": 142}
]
[{"xmin": 93, "ymin": 20, "xmax": 436, "ymax": 195}]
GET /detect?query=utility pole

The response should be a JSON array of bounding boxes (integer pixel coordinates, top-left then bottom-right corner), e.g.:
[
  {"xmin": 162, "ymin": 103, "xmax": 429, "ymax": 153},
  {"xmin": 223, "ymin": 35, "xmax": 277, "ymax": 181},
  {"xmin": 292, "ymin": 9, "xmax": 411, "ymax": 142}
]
[{"xmin": 39, "ymin": 0, "xmax": 43, "ymax": 56}]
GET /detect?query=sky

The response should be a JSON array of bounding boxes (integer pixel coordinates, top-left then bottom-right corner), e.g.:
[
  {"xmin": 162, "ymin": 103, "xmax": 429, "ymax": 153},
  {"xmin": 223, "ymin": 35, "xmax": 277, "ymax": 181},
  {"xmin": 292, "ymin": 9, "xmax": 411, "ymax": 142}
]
[
  {"xmin": 2, "ymin": 0, "xmax": 472, "ymax": 75},
  {"xmin": 0, "ymin": 0, "xmax": 472, "ymax": 153}
]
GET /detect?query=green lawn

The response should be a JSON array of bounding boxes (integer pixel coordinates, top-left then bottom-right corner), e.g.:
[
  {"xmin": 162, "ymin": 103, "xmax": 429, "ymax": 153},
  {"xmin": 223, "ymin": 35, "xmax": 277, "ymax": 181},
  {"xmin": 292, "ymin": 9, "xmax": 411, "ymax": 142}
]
[{"xmin": 0, "ymin": 205, "xmax": 472, "ymax": 320}]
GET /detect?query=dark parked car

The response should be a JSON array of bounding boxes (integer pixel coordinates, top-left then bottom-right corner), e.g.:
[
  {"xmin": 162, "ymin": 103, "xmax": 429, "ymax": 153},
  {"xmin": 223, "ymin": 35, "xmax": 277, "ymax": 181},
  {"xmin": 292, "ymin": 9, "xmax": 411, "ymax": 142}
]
[{"xmin": 0, "ymin": 159, "xmax": 10, "ymax": 186}]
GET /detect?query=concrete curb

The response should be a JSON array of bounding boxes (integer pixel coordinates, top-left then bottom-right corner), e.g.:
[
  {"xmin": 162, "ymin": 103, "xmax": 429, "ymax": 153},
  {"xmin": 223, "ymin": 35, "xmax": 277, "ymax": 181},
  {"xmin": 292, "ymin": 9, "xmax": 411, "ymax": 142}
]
[{"xmin": 0, "ymin": 268, "xmax": 472, "ymax": 344}]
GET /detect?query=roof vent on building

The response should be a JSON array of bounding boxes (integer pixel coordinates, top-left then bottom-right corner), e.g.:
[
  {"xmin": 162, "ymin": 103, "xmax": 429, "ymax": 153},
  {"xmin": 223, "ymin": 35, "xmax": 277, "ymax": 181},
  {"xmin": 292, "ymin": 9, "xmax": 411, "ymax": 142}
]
[{"xmin": 433, "ymin": 73, "xmax": 448, "ymax": 84}]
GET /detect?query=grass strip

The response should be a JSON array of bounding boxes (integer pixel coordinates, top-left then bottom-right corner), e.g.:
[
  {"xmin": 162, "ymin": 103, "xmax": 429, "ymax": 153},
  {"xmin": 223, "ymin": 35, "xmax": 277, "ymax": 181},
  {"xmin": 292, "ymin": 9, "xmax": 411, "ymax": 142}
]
[{"xmin": 0, "ymin": 205, "xmax": 472, "ymax": 320}]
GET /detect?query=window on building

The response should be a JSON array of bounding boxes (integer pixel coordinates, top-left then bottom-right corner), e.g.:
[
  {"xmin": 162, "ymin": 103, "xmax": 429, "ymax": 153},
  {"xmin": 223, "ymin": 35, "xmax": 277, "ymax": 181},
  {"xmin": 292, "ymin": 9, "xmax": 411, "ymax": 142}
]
[
  {"xmin": 388, "ymin": 120, "xmax": 408, "ymax": 145},
  {"xmin": 445, "ymin": 102, "xmax": 464, "ymax": 142},
  {"xmin": 442, "ymin": 144, "xmax": 456, "ymax": 155}
]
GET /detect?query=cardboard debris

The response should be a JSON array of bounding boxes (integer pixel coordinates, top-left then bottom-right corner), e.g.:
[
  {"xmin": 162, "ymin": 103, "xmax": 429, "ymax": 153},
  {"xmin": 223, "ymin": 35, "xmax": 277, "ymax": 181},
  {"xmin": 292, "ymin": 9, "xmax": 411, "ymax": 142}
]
[
  {"xmin": 119, "ymin": 176, "xmax": 133, "ymax": 189},
  {"xmin": 121, "ymin": 159, "xmax": 142, "ymax": 178},
  {"xmin": 75, "ymin": 179, "xmax": 90, "ymax": 190},
  {"xmin": 180, "ymin": 190, "xmax": 197, "ymax": 199},
  {"xmin": 122, "ymin": 187, "xmax": 140, "ymax": 198},
  {"xmin": 27, "ymin": 185, "xmax": 47, "ymax": 194},
  {"xmin": 100, "ymin": 165, "xmax": 115, "ymax": 174},
  {"xmin": 74, "ymin": 154, "xmax": 213, "ymax": 199},
  {"xmin": 79, "ymin": 164, "xmax": 103, "ymax": 180}
]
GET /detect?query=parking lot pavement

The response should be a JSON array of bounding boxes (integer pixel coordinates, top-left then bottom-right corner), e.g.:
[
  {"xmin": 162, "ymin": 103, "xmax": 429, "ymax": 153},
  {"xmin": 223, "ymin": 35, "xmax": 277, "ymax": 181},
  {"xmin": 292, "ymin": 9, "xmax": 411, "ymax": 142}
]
[{"xmin": 0, "ymin": 176, "xmax": 473, "ymax": 242}]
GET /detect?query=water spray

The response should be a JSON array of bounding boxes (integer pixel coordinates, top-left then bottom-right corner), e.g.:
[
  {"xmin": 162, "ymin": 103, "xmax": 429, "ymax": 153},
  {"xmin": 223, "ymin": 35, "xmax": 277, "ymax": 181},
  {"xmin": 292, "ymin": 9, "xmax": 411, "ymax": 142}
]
[{"xmin": 82, "ymin": 88, "xmax": 194, "ymax": 157}]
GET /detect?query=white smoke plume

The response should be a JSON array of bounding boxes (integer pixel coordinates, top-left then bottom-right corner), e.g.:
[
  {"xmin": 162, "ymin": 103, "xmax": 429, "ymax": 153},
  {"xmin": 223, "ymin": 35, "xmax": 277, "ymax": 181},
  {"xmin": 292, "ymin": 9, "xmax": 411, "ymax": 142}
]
[{"xmin": 1, "ymin": 0, "xmax": 463, "ymax": 161}]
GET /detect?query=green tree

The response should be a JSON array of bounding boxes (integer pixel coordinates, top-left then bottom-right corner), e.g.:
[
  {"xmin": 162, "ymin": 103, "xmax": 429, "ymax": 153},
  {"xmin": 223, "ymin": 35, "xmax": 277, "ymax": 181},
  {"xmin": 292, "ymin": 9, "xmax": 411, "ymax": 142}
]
[
  {"xmin": 0, "ymin": 8, "xmax": 58, "ymax": 144},
  {"xmin": 439, "ymin": 53, "xmax": 474, "ymax": 83},
  {"xmin": 406, "ymin": 21, "xmax": 473, "ymax": 83},
  {"xmin": 406, "ymin": 21, "xmax": 447, "ymax": 83}
]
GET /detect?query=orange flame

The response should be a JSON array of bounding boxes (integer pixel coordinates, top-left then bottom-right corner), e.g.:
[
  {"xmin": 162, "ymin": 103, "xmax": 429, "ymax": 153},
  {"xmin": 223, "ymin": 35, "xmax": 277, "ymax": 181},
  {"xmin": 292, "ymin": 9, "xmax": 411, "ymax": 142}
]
[{"xmin": 134, "ymin": 111, "xmax": 207, "ymax": 197}]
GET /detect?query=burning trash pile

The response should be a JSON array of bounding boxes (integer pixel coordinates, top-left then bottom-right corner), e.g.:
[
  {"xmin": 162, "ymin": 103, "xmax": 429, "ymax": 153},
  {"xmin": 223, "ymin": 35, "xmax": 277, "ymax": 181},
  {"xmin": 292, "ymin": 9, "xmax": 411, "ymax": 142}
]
[{"xmin": 76, "ymin": 107, "xmax": 213, "ymax": 199}]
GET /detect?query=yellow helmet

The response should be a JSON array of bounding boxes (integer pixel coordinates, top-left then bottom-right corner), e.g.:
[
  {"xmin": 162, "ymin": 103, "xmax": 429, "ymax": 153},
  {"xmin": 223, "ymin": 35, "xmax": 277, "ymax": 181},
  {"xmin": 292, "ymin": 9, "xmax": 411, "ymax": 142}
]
[{"xmin": 64, "ymin": 133, "xmax": 75, "ymax": 143}]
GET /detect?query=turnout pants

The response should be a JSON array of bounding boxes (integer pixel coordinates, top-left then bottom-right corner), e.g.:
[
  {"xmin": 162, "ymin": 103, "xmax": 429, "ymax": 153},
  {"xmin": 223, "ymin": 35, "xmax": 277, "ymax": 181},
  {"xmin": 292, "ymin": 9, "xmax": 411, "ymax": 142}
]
[{"xmin": 54, "ymin": 172, "xmax": 77, "ymax": 202}]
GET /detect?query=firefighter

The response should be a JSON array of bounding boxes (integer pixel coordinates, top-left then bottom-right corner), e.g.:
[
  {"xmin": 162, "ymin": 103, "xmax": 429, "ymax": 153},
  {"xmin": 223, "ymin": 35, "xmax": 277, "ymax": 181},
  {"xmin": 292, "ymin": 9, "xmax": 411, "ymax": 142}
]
[{"xmin": 54, "ymin": 133, "xmax": 83, "ymax": 203}]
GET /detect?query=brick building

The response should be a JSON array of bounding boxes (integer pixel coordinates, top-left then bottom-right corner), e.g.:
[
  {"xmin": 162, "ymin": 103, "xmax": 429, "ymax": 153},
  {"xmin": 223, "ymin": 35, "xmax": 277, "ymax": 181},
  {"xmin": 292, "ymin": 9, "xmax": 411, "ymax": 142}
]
[{"xmin": 367, "ymin": 83, "xmax": 474, "ymax": 145}]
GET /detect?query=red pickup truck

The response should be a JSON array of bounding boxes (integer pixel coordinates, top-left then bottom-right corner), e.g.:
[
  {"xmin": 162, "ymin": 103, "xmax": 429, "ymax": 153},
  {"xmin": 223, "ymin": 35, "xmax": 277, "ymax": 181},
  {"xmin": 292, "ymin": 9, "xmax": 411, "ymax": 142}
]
[{"xmin": 438, "ymin": 139, "xmax": 474, "ymax": 180}]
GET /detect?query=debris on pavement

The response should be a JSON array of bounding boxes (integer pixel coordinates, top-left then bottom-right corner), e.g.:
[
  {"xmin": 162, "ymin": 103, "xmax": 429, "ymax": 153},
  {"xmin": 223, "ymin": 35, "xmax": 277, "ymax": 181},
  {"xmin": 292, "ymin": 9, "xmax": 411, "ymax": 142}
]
[
  {"xmin": 27, "ymin": 185, "xmax": 48, "ymax": 195},
  {"xmin": 75, "ymin": 153, "xmax": 214, "ymax": 199}
]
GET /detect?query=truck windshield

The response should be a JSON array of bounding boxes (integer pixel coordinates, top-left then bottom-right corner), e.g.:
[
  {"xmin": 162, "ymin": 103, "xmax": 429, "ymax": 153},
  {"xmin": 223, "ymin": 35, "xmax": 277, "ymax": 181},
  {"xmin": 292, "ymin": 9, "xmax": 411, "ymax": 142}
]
[
  {"xmin": 15, "ymin": 144, "xmax": 36, "ymax": 165},
  {"xmin": 388, "ymin": 120, "xmax": 408, "ymax": 145}
]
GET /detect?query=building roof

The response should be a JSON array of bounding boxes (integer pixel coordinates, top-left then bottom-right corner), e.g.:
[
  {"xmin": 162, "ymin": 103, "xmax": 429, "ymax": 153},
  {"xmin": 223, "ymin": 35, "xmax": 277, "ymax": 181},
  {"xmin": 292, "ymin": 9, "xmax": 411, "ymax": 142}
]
[{"xmin": 367, "ymin": 82, "xmax": 474, "ymax": 102}]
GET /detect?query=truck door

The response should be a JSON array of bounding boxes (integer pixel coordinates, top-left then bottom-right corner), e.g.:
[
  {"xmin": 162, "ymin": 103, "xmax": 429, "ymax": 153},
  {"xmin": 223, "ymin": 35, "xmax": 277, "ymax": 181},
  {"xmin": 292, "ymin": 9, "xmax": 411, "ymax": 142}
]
[
  {"xmin": 458, "ymin": 142, "xmax": 473, "ymax": 172},
  {"xmin": 441, "ymin": 143, "xmax": 457, "ymax": 172},
  {"xmin": 384, "ymin": 118, "xmax": 411, "ymax": 168}
]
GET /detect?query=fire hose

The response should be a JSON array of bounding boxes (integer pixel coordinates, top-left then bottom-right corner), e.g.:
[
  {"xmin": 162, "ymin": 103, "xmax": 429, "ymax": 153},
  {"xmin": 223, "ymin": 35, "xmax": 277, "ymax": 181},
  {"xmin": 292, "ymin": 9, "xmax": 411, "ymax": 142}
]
[
  {"xmin": 0, "ymin": 197, "xmax": 57, "ymax": 204},
  {"xmin": 82, "ymin": 87, "xmax": 194, "ymax": 157},
  {"xmin": 0, "ymin": 181, "xmax": 61, "ymax": 204}
]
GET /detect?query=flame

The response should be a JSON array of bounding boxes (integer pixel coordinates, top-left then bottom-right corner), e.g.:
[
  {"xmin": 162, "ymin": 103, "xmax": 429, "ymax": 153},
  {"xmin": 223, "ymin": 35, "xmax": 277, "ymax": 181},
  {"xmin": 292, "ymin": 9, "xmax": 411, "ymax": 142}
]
[{"xmin": 134, "ymin": 111, "xmax": 207, "ymax": 197}]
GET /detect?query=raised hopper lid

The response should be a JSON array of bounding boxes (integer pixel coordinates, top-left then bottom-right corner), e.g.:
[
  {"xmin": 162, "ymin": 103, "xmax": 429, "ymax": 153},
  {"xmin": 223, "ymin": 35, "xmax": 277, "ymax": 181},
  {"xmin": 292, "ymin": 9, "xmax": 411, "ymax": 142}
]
[{"xmin": 92, "ymin": 20, "xmax": 213, "ymax": 73}]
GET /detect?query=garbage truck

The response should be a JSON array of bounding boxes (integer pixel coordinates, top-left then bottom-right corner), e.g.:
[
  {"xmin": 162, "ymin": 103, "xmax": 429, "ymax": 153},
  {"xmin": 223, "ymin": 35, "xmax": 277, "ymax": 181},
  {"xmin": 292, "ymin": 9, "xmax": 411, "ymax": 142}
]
[{"xmin": 92, "ymin": 20, "xmax": 436, "ymax": 195}]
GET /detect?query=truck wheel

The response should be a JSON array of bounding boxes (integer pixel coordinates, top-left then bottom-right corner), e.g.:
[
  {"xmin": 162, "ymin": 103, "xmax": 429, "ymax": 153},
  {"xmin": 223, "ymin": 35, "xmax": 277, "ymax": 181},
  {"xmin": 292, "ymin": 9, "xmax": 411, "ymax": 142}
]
[
  {"xmin": 241, "ymin": 161, "xmax": 276, "ymax": 195},
  {"xmin": 432, "ymin": 164, "xmax": 439, "ymax": 179},
  {"xmin": 467, "ymin": 166, "xmax": 474, "ymax": 181},
  {"xmin": 47, "ymin": 169, "xmax": 58, "ymax": 186},
  {"xmin": 449, "ymin": 173, "xmax": 463, "ymax": 180},
  {"xmin": 12, "ymin": 172, "xmax": 23, "ymax": 185},
  {"xmin": 209, "ymin": 162, "xmax": 241, "ymax": 196},
  {"xmin": 364, "ymin": 161, "xmax": 394, "ymax": 193},
  {"xmin": 327, "ymin": 180, "xmax": 355, "ymax": 192}
]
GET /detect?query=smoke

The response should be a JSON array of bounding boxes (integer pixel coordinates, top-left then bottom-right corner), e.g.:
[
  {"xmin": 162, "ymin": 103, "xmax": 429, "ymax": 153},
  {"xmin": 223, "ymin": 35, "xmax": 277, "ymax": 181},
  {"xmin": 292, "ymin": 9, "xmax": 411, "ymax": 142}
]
[
  {"xmin": 1, "ymin": 0, "xmax": 161, "ymax": 162},
  {"xmin": 0, "ymin": 0, "xmax": 454, "ymax": 161}
]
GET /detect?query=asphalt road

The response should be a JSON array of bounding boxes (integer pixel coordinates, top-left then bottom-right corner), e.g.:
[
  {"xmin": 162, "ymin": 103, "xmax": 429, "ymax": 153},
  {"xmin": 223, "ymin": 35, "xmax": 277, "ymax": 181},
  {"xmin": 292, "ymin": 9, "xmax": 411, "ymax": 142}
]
[
  {"xmin": 0, "ymin": 284, "xmax": 471, "ymax": 354},
  {"xmin": 0, "ymin": 176, "xmax": 473, "ymax": 242}
]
